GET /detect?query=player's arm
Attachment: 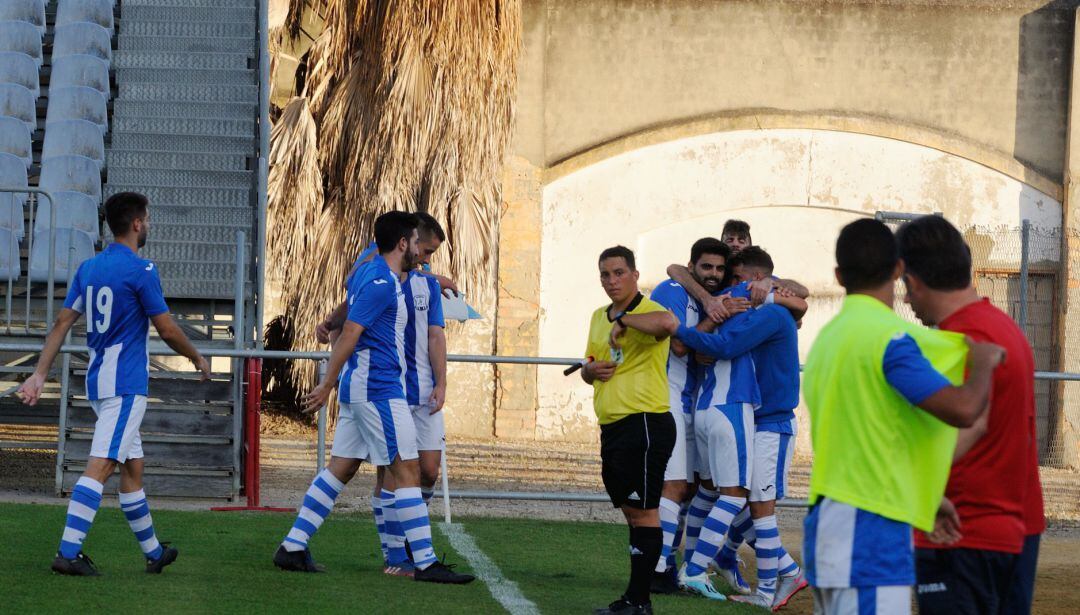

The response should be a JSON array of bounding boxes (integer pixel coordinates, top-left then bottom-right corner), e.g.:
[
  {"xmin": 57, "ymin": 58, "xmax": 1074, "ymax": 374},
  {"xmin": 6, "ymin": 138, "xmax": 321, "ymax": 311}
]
[
  {"xmin": 676, "ymin": 309, "xmax": 778, "ymax": 360},
  {"xmin": 426, "ymin": 280, "xmax": 447, "ymax": 413},
  {"xmin": 776, "ymin": 278, "xmax": 810, "ymax": 299},
  {"xmin": 772, "ymin": 293, "xmax": 808, "ymax": 321},
  {"xmin": 316, "ymin": 301, "xmax": 349, "ymax": 343},
  {"xmin": 612, "ymin": 310, "xmax": 678, "ymax": 346},
  {"xmin": 301, "ymin": 320, "xmax": 365, "ymax": 414},
  {"xmin": 17, "ymin": 308, "xmax": 81, "ymax": 405},
  {"xmin": 151, "ymin": 314, "xmax": 210, "ymax": 380},
  {"xmin": 666, "ymin": 263, "xmax": 734, "ymax": 322},
  {"xmin": 884, "ymin": 334, "xmax": 1003, "ymax": 428},
  {"xmin": 952, "ymin": 401, "xmax": 990, "ymax": 462}
]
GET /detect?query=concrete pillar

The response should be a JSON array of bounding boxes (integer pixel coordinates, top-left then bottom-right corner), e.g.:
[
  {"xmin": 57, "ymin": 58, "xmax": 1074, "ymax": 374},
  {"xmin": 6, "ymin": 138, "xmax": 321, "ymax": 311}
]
[
  {"xmin": 1052, "ymin": 11, "xmax": 1080, "ymax": 469},
  {"xmin": 493, "ymin": 156, "xmax": 543, "ymax": 439}
]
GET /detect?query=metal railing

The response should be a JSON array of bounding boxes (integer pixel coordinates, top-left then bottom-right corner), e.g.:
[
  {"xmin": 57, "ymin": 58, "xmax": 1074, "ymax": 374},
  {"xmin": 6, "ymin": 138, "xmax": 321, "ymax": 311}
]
[{"xmin": 1, "ymin": 188, "xmax": 61, "ymax": 335}]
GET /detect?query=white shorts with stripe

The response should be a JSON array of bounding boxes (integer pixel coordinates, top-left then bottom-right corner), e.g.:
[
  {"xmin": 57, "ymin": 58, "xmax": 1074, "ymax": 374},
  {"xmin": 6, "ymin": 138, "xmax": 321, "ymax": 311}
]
[
  {"xmin": 88, "ymin": 395, "xmax": 147, "ymax": 463},
  {"xmin": 330, "ymin": 401, "xmax": 370, "ymax": 461},
  {"xmin": 812, "ymin": 586, "xmax": 910, "ymax": 615},
  {"xmin": 338, "ymin": 399, "xmax": 418, "ymax": 466},
  {"xmin": 410, "ymin": 404, "xmax": 445, "ymax": 452},
  {"xmin": 694, "ymin": 402, "xmax": 754, "ymax": 489},
  {"xmin": 662, "ymin": 405, "xmax": 689, "ymax": 482},
  {"xmin": 749, "ymin": 423, "xmax": 797, "ymax": 502}
]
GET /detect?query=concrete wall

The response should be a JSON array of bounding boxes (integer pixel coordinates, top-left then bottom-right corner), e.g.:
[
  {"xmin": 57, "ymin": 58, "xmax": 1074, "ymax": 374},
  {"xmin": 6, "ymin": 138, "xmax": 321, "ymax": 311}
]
[{"xmin": 536, "ymin": 128, "xmax": 1061, "ymax": 445}]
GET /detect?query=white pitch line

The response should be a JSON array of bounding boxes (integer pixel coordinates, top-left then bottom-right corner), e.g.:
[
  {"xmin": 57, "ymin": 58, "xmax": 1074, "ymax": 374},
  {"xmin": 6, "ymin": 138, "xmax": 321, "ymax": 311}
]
[{"xmin": 439, "ymin": 522, "xmax": 541, "ymax": 615}]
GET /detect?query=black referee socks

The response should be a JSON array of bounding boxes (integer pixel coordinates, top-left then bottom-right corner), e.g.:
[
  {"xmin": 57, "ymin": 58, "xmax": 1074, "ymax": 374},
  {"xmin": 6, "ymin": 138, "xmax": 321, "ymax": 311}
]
[{"xmin": 626, "ymin": 525, "xmax": 663, "ymax": 606}]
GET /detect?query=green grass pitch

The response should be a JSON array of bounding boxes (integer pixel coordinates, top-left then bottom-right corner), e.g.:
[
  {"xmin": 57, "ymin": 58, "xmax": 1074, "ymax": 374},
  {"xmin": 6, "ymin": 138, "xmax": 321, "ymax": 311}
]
[{"xmin": 1, "ymin": 502, "xmax": 761, "ymax": 613}]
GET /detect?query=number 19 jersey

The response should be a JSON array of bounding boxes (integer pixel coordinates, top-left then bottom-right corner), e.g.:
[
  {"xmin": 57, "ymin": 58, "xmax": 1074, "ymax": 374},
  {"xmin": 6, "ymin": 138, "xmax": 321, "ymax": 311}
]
[{"xmin": 63, "ymin": 243, "xmax": 170, "ymax": 400}]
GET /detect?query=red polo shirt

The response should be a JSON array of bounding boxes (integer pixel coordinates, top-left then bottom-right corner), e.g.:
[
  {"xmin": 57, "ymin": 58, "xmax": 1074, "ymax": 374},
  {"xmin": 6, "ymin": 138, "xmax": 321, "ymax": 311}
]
[{"xmin": 915, "ymin": 298, "xmax": 1044, "ymax": 553}]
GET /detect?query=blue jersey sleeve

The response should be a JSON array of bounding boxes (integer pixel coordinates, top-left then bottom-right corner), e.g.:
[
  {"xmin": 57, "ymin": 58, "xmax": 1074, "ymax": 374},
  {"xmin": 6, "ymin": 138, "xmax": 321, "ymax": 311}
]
[
  {"xmin": 347, "ymin": 275, "xmax": 396, "ymax": 329},
  {"xmin": 427, "ymin": 276, "xmax": 445, "ymax": 328},
  {"xmin": 883, "ymin": 333, "xmax": 952, "ymax": 405},
  {"xmin": 63, "ymin": 264, "xmax": 85, "ymax": 313},
  {"xmin": 136, "ymin": 263, "xmax": 169, "ymax": 317},
  {"xmin": 650, "ymin": 282, "xmax": 690, "ymax": 325},
  {"xmin": 675, "ymin": 306, "xmax": 782, "ymax": 360}
]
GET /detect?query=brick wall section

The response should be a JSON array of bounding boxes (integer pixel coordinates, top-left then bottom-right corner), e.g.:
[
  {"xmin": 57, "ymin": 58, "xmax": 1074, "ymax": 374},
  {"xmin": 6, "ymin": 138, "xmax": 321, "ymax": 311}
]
[{"xmin": 494, "ymin": 156, "xmax": 543, "ymax": 439}]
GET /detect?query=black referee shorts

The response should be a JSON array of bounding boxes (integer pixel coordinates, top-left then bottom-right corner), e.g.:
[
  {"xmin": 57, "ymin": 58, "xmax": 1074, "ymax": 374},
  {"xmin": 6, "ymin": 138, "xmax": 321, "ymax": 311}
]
[
  {"xmin": 599, "ymin": 411, "xmax": 676, "ymax": 510},
  {"xmin": 915, "ymin": 546, "xmax": 1018, "ymax": 615}
]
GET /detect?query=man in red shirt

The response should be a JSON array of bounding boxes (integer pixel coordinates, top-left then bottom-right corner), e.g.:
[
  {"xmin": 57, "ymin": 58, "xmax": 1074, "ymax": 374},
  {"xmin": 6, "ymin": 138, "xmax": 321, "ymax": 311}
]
[{"xmin": 897, "ymin": 215, "xmax": 1044, "ymax": 614}]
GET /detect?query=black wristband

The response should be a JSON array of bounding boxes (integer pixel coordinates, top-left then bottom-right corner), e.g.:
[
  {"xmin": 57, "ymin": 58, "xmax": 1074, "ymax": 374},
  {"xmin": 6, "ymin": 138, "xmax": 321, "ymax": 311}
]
[{"xmin": 615, "ymin": 315, "xmax": 626, "ymax": 327}]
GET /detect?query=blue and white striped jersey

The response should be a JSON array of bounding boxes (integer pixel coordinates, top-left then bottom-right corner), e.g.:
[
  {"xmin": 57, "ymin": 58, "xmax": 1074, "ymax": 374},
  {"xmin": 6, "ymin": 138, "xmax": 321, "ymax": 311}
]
[
  {"xmin": 63, "ymin": 243, "xmax": 169, "ymax": 400},
  {"xmin": 694, "ymin": 283, "xmax": 760, "ymax": 409},
  {"xmin": 402, "ymin": 271, "xmax": 445, "ymax": 406},
  {"xmin": 338, "ymin": 255, "xmax": 408, "ymax": 404},
  {"xmin": 649, "ymin": 279, "xmax": 700, "ymax": 414}
]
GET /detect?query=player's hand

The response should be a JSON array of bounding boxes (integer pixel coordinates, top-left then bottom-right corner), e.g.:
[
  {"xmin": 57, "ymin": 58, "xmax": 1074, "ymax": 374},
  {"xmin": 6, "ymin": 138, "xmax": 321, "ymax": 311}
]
[
  {"xmin": 315, "ymin": 320, "xmax": 333, "ymax": 344},
  {"xmin": 17, "ymin": 373, "xmax": 46, "ymax": 406},
  {"xmin": 193, "ymin": 355, "xmax": 211, "ymax": 381},
  {"xmin": 703, "ymin": 295, "xmax": 731, "ymax": 323},
  {"xmin": 429, "ymin": 384, "xmax": 446, "ymax": 413},
  {"xmin": 435, "ymin": 274, "xmax": 459, "ymax": 294},
  {"xmin": 695, "ymin": 352, "xmax": 716, "ymax": 366},
  {"xmin": 301, "ymin": 382, "xmax": 333, "ymax": 414},
  {"xmin": 722, "ymin": 296, "xmax": 751, "ymax": 317},
  {"xmin": 748, "ymin": 279, "xmax": 775, "ymax": 306},
  {"xmin": 609, "ymin": 321, "xmax": 627, "ymax": 349},
  {"xmin": 588, "ymin": 360, "xmax": 618, "ymax": 382},
  {"xmin": 965, "ymin": 338, "xmax": 1006, "ymax": 370},
  {"xmin": 775, "ymin": 286, "xmax": 796, "ymax": 298},
  {"xmin": 927, "ymin": 497, "xmax": 963, "ymax": 545}
]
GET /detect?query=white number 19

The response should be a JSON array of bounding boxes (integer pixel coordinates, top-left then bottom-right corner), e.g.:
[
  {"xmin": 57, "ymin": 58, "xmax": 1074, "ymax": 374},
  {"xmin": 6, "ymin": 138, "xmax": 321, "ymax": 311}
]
[{"xmin": 86, "ymin": 285, "xmax": 113, "ymax": 334}]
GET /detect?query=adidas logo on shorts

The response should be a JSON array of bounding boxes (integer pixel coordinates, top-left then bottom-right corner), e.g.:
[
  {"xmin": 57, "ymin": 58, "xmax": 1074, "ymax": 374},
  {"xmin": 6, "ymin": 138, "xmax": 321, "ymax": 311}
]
[{"xmin": 627, "ymin": 492, "xmax": 641, "ymax": 501}]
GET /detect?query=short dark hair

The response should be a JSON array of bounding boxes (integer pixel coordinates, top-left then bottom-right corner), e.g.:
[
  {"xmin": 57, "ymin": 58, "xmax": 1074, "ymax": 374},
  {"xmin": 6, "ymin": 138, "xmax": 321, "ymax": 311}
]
[
  {"xmin": 599, "ymin": 245, "xmax": 636, "ymax": 271},
  {"xmin": 689, "ymin": 237, "xmax": 730, "ymax": 264},
  {"xmin": 104, "ymin": 191, "xmax": 148, "ymax": 236},
  {"xmin": 896, "ymin": 215, "xmax": 972, "ymax": 290},
  {"xmin": 835, "ymin": 218, "xmax": 898, "ymax": 292},
  {"xmin": 722, "ymin": 219, "xmax": 751, "ymax": 241},
  {"xmin": 730, "ymin": 245, "xmax": 774, "ymax": 275},
  {"xmin": 374, "ymin": 211, "xmax": 420, "ymax": 253},
  {"xmin": 416, "ymin": 212, "xmax": 446, "ymax": 242}
]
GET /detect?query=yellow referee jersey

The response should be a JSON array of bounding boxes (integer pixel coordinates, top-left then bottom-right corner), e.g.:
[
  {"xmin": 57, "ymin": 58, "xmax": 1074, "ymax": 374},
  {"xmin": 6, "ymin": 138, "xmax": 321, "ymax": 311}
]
[{"xmin": 585, "ymin": 296, "xmax": 671, "ymax": 425}]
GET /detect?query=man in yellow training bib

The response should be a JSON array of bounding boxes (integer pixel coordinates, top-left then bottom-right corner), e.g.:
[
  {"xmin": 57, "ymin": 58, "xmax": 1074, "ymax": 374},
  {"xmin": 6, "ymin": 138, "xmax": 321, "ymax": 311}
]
[{"xmin": 801, "ymin": 219, "xmax": 1003, "ymax": 615}]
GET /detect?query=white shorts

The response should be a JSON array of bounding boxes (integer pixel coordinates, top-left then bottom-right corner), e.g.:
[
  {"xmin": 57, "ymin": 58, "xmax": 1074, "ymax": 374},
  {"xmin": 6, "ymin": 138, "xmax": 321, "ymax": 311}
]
[
  {"xmin": 339, "ymin": 399, "xmax": 418, "ymax": 466},
  {"xmin": 812, "ymin": 586, "xmax": 910, "ymax": 615},
  {"xmin": 749, "ymin": 425, "xmax": 796, "ymax": 502},
  {"xmin": 88, "ymin": 395, "xmax": 147, "ymax": 463},
  {"xmin": 330, "ymin": 401, "xmax": 370, "ymax": 461},
  {"xmin": 411, "ymin": 404, "xmax": 445, "ymax": 452},
  {"xmin": 694, "ymin": 402, "xmax": 754, "ymax": 489}
]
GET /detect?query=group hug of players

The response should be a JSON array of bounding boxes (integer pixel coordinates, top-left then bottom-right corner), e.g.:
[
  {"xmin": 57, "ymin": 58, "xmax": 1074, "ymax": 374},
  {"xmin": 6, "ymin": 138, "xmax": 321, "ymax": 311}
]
[{"xmin": 584, "ymin": 217, "xmax": 1044, "ymax": 615}]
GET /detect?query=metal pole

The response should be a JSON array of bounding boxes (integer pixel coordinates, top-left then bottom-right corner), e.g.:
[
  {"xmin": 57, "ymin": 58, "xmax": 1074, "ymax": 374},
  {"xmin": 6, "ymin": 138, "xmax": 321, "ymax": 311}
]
[
  {"xmin": 1019, "ymin": 219, "xmax": 1031, "ymax": 332},
  {"xmin": 232, "ymin": 231, "xmax": 246, "ymax": 501},
  {"xmin": 441, "ymin": 447, "xmax": 451, "ymax": 524},
  {"xmin": 45, "ymin": 192, "xmax": 57, "ymax": 328},
  {"xmin": 255, "ymin": 0, "xmax": 270, "ymax": 350},
  {"xmin": 53, "ymin": 245, "xmax": 76, "ymax": 496},
  {"xmin": 316, "ymin": 360, "xmax": 327, "ymax": 473}
]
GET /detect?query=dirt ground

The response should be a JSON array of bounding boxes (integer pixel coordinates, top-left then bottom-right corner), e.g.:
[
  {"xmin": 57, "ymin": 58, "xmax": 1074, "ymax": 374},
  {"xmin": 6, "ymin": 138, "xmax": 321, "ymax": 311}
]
[{"xmin": 2, "ymin": 419, "xmax": 1079, "ymax": 614}]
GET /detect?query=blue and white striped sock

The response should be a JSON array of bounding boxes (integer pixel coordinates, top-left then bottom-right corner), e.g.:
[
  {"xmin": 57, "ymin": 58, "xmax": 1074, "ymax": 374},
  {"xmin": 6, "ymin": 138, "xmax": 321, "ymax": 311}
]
[
  {"xmin": 683, "ymin": 487, "xmax": 718, "ymax": 558},
  {"xmin": 778, "ymin": 548, "xmax": 800, "ymax": 577},
  {"xmin": 717, "ymin": 505, "xmax": 754, "ymax": 568},
  {"xmin": 421, "ymin": 488, "xmax": 433, "ymax": 505},
  {"xmin": 687, "ymin": 495, "xmax": 745, "ymax": 576},
  {"xmin": 59, "ymin": 476, "xmax": 103, "ymax": 558},
  {"xmin": 753, "ymin": 515, "xmax": 782, "ymax": 600},
  {"xmin": 119, "ymin": 489, "xmax": 163, "ymax": 560},
  {"xmin": 371, "ymin": 492, "xmax": 389, "ymax": 563},
  {"xmin": 656, "ymin": 497, "xmax": 681, "ymax": 573},
  {"xmin": 381, "ymin": 488, "xmax": 409, "ymax": 566},
  {"xmin": 282, "ymin": 469, "xmax": 344, "ymax": 552},
  {"xmin": 394, "ymin": 486, "xmax": 436, "ymax": 569}
]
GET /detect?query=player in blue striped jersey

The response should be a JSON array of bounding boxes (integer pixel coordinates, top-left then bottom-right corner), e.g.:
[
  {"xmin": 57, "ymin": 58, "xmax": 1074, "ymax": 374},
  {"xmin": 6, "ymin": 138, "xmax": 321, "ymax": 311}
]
[
  {"xmin": 19, "ymin": 192, "xmax": 210, "ymax": 576},
  {"xmin": 276, "ymin": 211, "xmax": 472, "ymax": 584},
  {"xmin": 647, "ymin": 237, "xmax": 747, "ymax": 594}
]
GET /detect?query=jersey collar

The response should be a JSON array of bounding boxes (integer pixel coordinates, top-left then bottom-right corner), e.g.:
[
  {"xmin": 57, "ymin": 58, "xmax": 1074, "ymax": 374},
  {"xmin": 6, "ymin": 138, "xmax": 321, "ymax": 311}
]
[{"xmin": 607, "ymin": 292, "xmax": 643, "ymax": 321}]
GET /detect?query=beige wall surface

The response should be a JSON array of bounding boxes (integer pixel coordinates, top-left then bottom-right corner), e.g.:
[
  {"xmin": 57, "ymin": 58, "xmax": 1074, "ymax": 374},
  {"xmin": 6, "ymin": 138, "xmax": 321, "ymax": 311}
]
[
  {"xmin": 537, "ymin": 128, "xmax": 1060, "ymax": 444},
  {"xmin": 515, "ymin": 0, "xmax": 1074, "ymax": 183}
]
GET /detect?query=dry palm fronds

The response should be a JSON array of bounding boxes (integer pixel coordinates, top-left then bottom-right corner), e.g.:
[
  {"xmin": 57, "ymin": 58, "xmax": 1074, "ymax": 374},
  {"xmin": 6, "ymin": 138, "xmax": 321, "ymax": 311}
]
[{"xmin": 269, "ymin": 1, "xmax": 522, "ymax": 398}]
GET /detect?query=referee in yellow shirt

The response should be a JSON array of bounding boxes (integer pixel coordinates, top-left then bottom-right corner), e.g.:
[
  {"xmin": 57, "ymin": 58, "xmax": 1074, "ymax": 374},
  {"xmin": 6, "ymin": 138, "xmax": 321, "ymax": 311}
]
[{"xmin": 583, "ymin": 246, "xmax": 678, "ymax": 615}]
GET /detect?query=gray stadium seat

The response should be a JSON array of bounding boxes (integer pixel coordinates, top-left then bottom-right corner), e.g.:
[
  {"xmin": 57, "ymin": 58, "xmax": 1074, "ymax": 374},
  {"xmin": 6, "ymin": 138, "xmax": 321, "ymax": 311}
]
[
  {"xmin": 0, "ymin": 229, "xmax": 19, "ymax": 283},
  {"xmin": 45, "ymin": 86, "xmax": 107, "ymax": 135},
  {"xmin": 40, "ymin": 155, "xmax": 101, "ymax": 202},
  {"xmin": 0, "ymin": 21, "xmax": 43, "ymax": 67},
  {"xmin": 56, "ymin": 0, "xmax": 115, "ymax": 36},
  {"xmin": 0, "ymin": 153, "xmax": 28, "ymax": 240},
  {"xmin": 0, "ymin": 84, "xmax": 36, "ymax": 134},
  {"xmin": 0, "ymin": 116, "xmax": 32, "ymax": 170},
  {"xmin": 0, "ymin": 52, "xmax": 41, "ymax": 99},
  {"xmin": 50, "ymin": 54, "xmax": 110, "ymax": 102},
  {"xmin": 0, "ymin": 1, "xmax": 46, "ymax": 37},
  {"xmin": 34, "ymin": 190, "xmax": 99, "ymax": 240},
  {"xmin": 29, "ymin": 227, "xmax": 95, "ymax": 283},
  {"xmin": 52, "ymin": 22, "xmax": 112, "ymax": 64},
  {"xmin": 43, "ymin": 119, "xmax": 104, "ymax": 171}
]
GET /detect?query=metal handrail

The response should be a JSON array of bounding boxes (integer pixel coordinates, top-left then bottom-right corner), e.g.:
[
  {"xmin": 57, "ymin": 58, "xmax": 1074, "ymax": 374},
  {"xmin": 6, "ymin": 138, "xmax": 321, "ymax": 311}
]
[{"xmin": 0, "ymin": 187, "xmax": 59, "ymax": 333}]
